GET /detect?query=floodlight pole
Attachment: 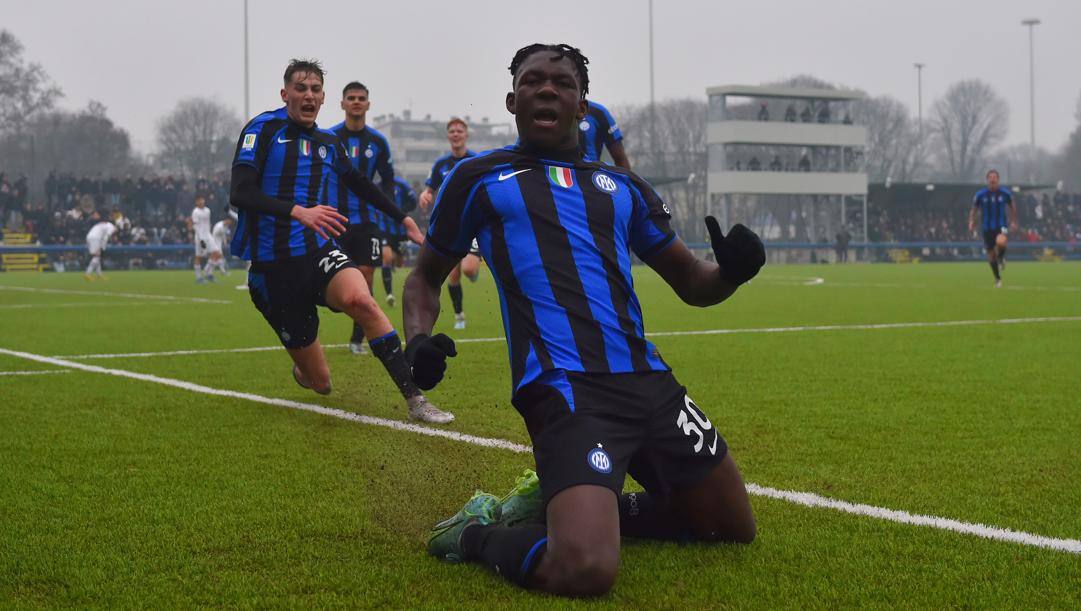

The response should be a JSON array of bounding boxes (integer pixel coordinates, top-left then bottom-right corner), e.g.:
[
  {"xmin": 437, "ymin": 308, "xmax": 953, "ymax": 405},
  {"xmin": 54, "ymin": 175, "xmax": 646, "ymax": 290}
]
[
  {"xmin": 244, "ymin": 0, "xmax": 250, "ymax": 119},
  {"xmin": 648, "ymin": 0, "xmax": 657, "ymax": 164},
  {"xmin": 1021, "ymin": 18, "xmax": 1040, "ymax": 149},
  {"xmin": 913, "ymin": 63, "xmax": 924, "ymax": 140}
]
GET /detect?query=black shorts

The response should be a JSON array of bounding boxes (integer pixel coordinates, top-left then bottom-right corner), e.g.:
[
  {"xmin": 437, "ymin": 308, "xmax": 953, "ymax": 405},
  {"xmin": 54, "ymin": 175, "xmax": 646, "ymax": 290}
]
[
  {"xmin": 381, "ymin": 233, "xmax": 406, "ymax": 255},
  {"xmin": 512, "ymin": 370, "xmax": 728, "ymax": 505},
  {"xmin": 247, "ymin": 242, "xmax": 356, "ymax": 349},
  {"xmin": 338, "ymin": 223, "xmax": 383, "ymax": 267},
  {"xmin": 982, "ymin": 228, "xmax": 1005, "ymax": 251}
]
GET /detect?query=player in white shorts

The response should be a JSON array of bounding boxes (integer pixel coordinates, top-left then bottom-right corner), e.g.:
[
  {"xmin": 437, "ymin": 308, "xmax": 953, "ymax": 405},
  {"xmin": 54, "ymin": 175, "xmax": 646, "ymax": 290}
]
[
  {"xmin": 206, "ymin": 217, "xmax": 234, "ymax": 276},
  {"xmin": 84, "ymin": 220, "xmax": 117, "ymax": 280},
  {"xmin": 188, "ymin": 195, "xmax": 215, "ymax": 283}
]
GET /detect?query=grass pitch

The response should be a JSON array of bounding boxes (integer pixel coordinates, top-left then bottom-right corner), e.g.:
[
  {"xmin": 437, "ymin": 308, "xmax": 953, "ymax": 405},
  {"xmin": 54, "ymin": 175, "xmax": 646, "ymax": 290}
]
[{"xmin": 1, "ymin": 261, "xmax": 1079, "ymax": 607}]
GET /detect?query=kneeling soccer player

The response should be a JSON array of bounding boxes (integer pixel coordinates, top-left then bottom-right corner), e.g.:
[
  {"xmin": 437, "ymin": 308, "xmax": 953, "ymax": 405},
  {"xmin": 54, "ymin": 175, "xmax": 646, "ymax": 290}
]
[{"xmin": 402, "ymin": 43, "xmax": 764, "ymax": 596}]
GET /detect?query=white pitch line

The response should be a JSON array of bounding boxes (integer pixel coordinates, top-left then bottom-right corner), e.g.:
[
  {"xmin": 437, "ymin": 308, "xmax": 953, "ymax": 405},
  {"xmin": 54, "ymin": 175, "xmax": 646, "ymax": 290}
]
[
  {"xmin": 0, "ymin": 369, "xmax": 71, "ymax": 376},
  {"xmin": 53, "ymin": 315, "xmax": 1081, "ymax": 360},
  {"xmin": 1, "ymin": 345, "xmax": 1078, "ymax": 555},
  {"xmin": 0, "ymin": 284, "xmax": 231, "ymax": 304},
  {"xmin": 0, "ymin": 301, "xmax": 190, "ymax": 310}
]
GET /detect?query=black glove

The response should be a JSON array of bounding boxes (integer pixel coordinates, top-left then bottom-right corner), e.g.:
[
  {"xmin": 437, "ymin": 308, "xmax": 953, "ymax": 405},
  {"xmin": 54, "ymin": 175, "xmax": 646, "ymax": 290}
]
[
  {"xmin": 404, "ymin": 333, "xmax": 457, "ymax": 390},
  {"xmin": 704, "ymin": 216, "xmax": 765, "ymax": 286}
]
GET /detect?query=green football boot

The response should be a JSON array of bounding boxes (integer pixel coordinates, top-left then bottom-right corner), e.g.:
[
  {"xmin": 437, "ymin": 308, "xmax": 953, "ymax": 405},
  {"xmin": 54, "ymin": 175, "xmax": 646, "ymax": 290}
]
[
  {"xmin": 427, "ymin": 491, "xmax": 501, "ymax": 563},
  {"xmin": 498, "ymin": 469, "xmax": 545, "ymax": 527}
]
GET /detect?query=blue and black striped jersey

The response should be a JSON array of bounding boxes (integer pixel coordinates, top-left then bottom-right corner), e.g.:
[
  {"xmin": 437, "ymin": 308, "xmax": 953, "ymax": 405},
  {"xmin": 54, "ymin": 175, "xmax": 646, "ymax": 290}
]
[
  {"xmin": 578, "ymin": 100, "xmax": 623, "ymax": 163},
  {"xmin": 425, "ymin": 150, "xmax": 477, "ymax": 193},
  {"xmin": 379, "ymin": 177, "xmax": 415, "ymax": 238},
  {"xmin": 325, "ymin": 123, "xmax": 395, "ymax": 226},
  {"xmin": 973, "ymin": 187, "xmax": 1013, "ymax": 231},
  {"xmin": 230, "ymin": 107, "xmax": 352, "ymax": 262},
  {"xmin": 427, "ymin": 145, "xmax": 675, "ymax": 395}
]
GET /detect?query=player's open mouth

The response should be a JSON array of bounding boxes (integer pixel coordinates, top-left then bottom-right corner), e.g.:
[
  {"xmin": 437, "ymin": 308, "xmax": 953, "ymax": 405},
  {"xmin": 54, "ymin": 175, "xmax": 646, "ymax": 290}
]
[
  {"xmin": 301, "ymin": 104, "xmax": 316, "ymax": 113},
  {"xmin": 532, "ymin": 108, "xmax": 559, "ymax": 127}
]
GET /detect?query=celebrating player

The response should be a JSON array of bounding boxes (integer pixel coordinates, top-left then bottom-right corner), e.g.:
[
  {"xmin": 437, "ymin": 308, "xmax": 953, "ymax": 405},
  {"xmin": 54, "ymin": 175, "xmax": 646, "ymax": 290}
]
[
  {"xmin": 377, "ymin": 176, "xmax": 417, "ymax": 307},
  {"xmin": 403, "ymin": 43, "xmax": 764, "ymax": 596},
  {"xmin": 969, "ymin": 169, "xmax": 1017, "ymax": 288},
  {"xmin": 418, "ymin": 118, "xmax": 481, "ymax": 330},
  {"xmin": 230, "ymin": 58, "xmax": 452, "ymax": 424},
  {"xmin": 578, "ymin": 99, "xmax": 631, "ymax": 169},
  {"xmin": 326, "ymin": 81, "xmax": 397, "ymax": 355}
]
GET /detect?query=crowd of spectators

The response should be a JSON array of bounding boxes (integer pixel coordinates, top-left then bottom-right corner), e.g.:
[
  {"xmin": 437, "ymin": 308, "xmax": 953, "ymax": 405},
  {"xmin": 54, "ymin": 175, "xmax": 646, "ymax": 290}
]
[
  {"xmin": 868, "ymin": 191, "xmax": 1081, "ymax": 245},
  {"xmin": 2, "ymin": 170, "xmax": 230, "ymax": 249}
]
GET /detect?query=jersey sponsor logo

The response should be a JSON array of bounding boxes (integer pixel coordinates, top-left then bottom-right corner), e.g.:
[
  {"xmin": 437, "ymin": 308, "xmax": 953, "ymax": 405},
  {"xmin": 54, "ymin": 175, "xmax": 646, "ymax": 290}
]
[
  {"xmin": 579, "ymin": 120, "xmax": 591, "ymax": 131},
  {"xmin": 299, "ymin": 140, "xmax": 312, "ymax": 156},
  {"xmin": 592, "ymin": 172, "xmax": 618, "ymax": 193},
  {"xmin": 242, "ymin": 134, "xmax": 257, "ymax": 150},
  {"xmin": 318, "ymin": 145, "xmax": 327, "ymax": 160},
  {"xmin": 497, "ymin": 168, "xmax": 531, "ymax": 181},
  {"xmin": 676, "ymin": 395, "xmax": 718, "ymax": 455},
  {"xmin": 547, "ymin": 166, "xmax": 575, "ymax": 189},
  {"xmin": 587, "ymin": 445, "xmax": 612, "ymax": 474}
]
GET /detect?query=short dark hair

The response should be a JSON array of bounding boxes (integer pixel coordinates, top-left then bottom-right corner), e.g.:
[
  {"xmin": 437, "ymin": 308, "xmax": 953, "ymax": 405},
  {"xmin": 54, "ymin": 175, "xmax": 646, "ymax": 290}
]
[
  {"xmin": 508, "ymin": 43, "xmax": 590, "ymax": 98},
  {"xmin": 447, "ymin": 117, "xmax": 467, "ymax": 131},
  {"xmin": 342, "ymin": 81, "xmax": 368, "ymax": 97},
  {"xmin": 283, "ymin": 58, "xmax": 325, "ymax": 85},
  {"xmin": 987, "ymin": 169, "xmax": 1000, "ymax": 179}
]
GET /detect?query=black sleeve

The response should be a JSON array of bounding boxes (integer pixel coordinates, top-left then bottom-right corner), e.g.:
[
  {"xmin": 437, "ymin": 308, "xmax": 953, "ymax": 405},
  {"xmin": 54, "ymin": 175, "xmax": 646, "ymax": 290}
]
[
  {"xmin": 339, "ymin": 162, "xmax": 406, "ymax": 223},
  {"xmin": 375, "ymin": 135, "xmax": 396, "ymax": 200},
  {"xmin": 229, "ymin": 165, "xmax": 294, "ymax": 217}
]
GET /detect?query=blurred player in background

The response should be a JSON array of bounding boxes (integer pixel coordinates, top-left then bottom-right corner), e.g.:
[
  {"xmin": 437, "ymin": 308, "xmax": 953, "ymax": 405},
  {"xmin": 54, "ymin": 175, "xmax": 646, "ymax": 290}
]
[
  {"xmin": 327, "ymin": 81, "xmax": 396, "ymax": 354},
  {"xmin": 419, "ymin": 118, "xmax": 480, "ymax": 330},
  {"xmin": 378, "ymin": 176, "xmax": 417, "ymax": 307},
  {"xmin": 207, "ymin": 216, "xmax": 234, "ymax": 276},
  {"xmin": 969, "ymin": 169, "xmax": 1017, "ymax": 288},
  {"xmin": 188, "ymin": 195, "xmax": 215, "ymax": 283},
  {"xmin": 578, "ymin": 99, "xmax": 631, "ymax": 169},
  {"xmin": 84, "ymin": 218, "xmax": 117, "ymax": 280}
]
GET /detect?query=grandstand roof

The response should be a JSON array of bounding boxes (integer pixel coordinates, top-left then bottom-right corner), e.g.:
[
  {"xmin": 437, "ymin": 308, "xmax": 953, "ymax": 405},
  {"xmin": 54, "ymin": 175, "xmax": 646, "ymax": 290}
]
[{"xmin": 706, "ymin": 85, "xmax": 864, "ymax": 101}]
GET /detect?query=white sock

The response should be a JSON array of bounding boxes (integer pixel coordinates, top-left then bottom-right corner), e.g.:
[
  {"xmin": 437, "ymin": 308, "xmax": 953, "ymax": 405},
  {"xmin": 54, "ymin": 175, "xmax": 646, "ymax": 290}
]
[
  {"xmin": 203, "ymin": 260, "xmax": 215, "ymax": 276},
  {"xmin": 90, "ymin": 256, "xmax": 102, "ymax": 275},
  {"xmin": 194, "ymin": 264, "xmax": 203, "ymax": 279}
]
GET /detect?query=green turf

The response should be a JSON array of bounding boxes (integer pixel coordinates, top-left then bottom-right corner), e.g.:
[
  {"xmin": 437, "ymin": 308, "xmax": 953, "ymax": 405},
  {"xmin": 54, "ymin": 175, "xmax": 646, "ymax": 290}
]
[{"xmin": 1, "ymin": 262, "xmax": 1079, "ymax": 607}]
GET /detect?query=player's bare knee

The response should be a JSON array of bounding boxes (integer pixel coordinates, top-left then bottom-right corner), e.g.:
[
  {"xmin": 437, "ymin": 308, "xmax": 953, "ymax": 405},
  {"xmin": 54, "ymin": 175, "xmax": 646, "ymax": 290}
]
[{"xmin": 343, "ymin": 291, "xmax": 381, "ymax": 321}]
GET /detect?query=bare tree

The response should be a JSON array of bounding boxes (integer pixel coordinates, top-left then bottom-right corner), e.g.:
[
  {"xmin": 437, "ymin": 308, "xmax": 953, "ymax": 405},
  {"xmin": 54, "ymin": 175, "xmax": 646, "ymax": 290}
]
[
  {"xmin": 0, "ymin": 29, "xmax": 62, "ymax": 136},
  {"xmin": 852, "ymin": 95, "xmax": 922, "ymax": 182},
  {"xmin": 12, "ymin": 101, "xmax": 134, "ymax": 178},
  {"xmin": 930, "ymin": 79, "xmax": 1009, "ymax": 181},
  {"xmin": 986, "ymin": 143, "xmax": 1056, "ymax": 185},
  {"xmin": 1055, "ymin": 92, "xmax": 1081, "ymax": 191},
  {"xmin": 156, "ymin": 97, "xmax": 242, "ymax": 178}
]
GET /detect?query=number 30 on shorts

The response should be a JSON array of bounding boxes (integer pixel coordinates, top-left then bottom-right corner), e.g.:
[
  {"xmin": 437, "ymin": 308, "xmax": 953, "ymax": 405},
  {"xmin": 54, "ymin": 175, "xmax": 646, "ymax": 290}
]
[{"xmin": 676, "ymin": 396, "xmax": 719, "ymax": 456}]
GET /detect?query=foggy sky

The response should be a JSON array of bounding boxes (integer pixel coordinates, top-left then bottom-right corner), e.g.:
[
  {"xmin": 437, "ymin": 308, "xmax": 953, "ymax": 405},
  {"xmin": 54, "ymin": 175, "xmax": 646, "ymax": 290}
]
[{"xmin": 4, "ymin": 0, "xmax": 1079, "ymax": 153}]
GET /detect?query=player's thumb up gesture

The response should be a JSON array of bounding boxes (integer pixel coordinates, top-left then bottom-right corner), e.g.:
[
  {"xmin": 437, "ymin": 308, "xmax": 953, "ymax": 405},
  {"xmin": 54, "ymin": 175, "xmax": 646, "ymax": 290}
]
[
  {"xmin": 705, "ymin": 216, "xmax": 765, "ymax": 286},
  {"xmin": 405, "ymin": 333, "xmax": 457, "ymax": 390}
]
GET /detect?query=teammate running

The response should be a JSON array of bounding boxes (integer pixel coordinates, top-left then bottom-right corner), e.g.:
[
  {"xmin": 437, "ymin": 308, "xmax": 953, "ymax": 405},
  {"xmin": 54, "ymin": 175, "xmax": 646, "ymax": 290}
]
[
  {"xmin": 578, "ymin": 99, "xmax": 631, "ymax": 169},
  {"xmin": 403, "ymin": 43, "xmax": 764, "ymax": 596},
  {"xmin": 419, "ymin": 118, "xmax": 480, "ymax": 330},
  {"xmin": 230, "ymin": 58, "xmax": 452, "ymax": 424},
  {"xmin": 377, "ymin": 176, "xmax": 417, "ymax": 307},
  {"xmin": 969, "ymin": 169, "xmax": 1017, "ymax": 288},
  {"xmin": 326, "ymin": 81, "xmax": 397, "ymax": 354}
]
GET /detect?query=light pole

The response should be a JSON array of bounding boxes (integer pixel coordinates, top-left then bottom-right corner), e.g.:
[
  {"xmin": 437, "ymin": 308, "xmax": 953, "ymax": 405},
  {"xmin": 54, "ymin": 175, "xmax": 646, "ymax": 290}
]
[
  {"xmin": 913, "ymin": 62, "xmax": 924, "ymax": 140},
  {"xmin": 1021, "ymin": 18, "xmax": 1040, "ymax": 149},
  {"xmin": 648, "ymin": 0, "xmax": 657, "ymax": 168},
  {"xmin": 243, "ymin": 0, "xmax": 250, "ymax": 119}
]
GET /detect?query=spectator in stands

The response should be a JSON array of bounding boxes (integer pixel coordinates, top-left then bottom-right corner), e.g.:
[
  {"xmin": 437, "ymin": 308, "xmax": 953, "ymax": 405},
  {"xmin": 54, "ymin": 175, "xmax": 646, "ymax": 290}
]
[
  {"xmin": 757, "ymin": 102, "xmax": 769, "ymax": 121},
  {"xmin": 785, "ymin": 105, "xmax": 797, "ymax": 122},
  {"xmin": 769, "ymin": 155, "xmax": 782, "ymax": 171},
  {"xmin": 842, "ymin": 112, "xmax": 853, "ymax": 125},
  {"xmin": 747, "ymin": 156, "xmax": 762, "ymax": 171},
  {"xmin": 799, "ymin": 154, "xmax": 811, "ymax": 172},
  {"xmin": 800, "ymin": 106, "xmax": 813, "ymax": 122}
]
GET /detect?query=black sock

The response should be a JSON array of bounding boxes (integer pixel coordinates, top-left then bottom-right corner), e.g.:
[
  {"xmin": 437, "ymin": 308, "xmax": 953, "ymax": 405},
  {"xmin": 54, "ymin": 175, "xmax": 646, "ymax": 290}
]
[
  {"xmin": 448, "ymin": 284, "xmax": 463, "ymax": 315},
  {"xmin": 460, "ymin": 523, "xmax": 548, "ymax": 586},
  {"xmin": 999, "ymin": 247, "xmax": 1007, "ymax": 262},
  {"xmin": 382, "ymin": 266, "xmax": 393, "ymax": 295},
  {"xmin": 990, "ymin": 260, "xmax": 1000, "ymax": 280},
  {"xmin": 350, "ymin": 323, "xmax": 365, "ymax": 344},
  {"xmin": 368, "ymin": 331, "xmax": 421, "ymax": 399},
  {"xmin": 618, "ymin": 491, "xmax": 690, "ymax": 540}
]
